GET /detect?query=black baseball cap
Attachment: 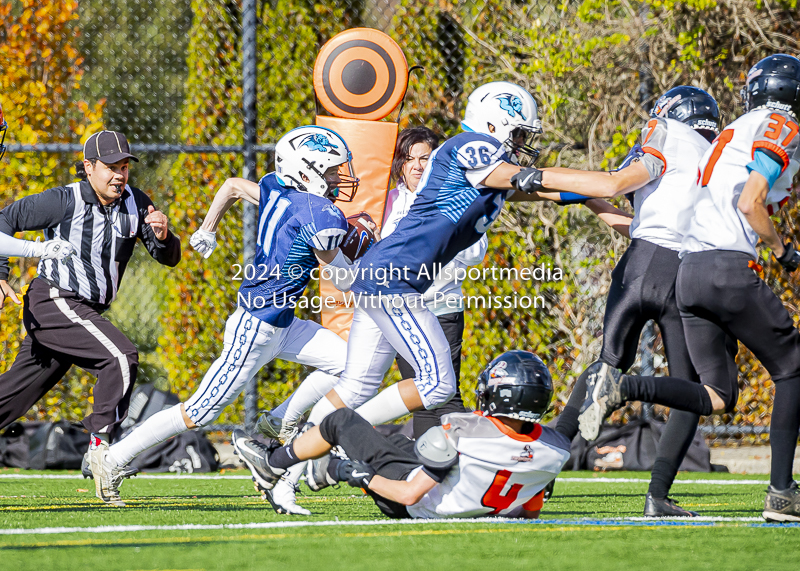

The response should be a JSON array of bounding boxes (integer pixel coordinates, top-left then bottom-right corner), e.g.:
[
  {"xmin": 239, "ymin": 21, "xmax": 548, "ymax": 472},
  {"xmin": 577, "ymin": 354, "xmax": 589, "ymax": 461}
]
[{"xmin": 83, "ymin": 130, "xmax": 139, "ymax": 164}]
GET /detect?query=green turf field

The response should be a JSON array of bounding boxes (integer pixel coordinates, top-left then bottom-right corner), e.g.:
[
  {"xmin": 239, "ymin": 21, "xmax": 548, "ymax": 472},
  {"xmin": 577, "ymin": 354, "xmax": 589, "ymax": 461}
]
[{"xmin": 1, "ymin": 469, "xmax": 798, "ymax": 571}]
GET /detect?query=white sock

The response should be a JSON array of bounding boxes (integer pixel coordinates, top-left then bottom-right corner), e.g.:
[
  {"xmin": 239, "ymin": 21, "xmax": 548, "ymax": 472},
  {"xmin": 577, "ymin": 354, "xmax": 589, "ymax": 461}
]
[
  {"xmin": 354, "ymin": 384, "xmax": 411, "ymax": 425},
  {"xmin": 282, "ymin": 371, "xmax": 340, "ymax": 422},
  {"xmin": 281, "ymin": 460, "xmax": 307, "ymax": 488},
  {"xmin": 108, "ymin": 405, "xmax": 188, "ymax": 467},
  {"xmin": 307, "ymin": 396, "xmax": 338, "ymax": 426}
]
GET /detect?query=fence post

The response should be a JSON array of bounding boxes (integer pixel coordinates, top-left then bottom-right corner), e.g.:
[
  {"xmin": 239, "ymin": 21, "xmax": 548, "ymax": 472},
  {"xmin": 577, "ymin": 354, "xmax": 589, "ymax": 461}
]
[
  {"xmin": 638, "ymin": 1, "xmax": 655, "ymax": 422},
  {"xmin": 242, "ymin": 0, "xmax": 259, "ymax": 433}
]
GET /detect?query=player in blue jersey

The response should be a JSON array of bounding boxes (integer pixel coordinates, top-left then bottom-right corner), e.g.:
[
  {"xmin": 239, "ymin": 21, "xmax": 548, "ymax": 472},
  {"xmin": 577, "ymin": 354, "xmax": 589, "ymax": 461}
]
[
  {"xmin": 89, "ymin": 126, "xmax": 359, "ymax": 512},
  {"xmin": 238, "ymin": 84, "xmax": 565, "ymax": 510}
]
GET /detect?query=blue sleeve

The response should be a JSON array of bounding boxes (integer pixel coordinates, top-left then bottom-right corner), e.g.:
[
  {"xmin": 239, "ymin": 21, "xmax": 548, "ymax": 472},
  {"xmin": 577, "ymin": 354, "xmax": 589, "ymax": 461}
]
[
  {"xmin": 556, "ymin": 192, "xmax": 590, "ymax": 205},
  {"xmin": 747, "ymin": 149, "xmax": 784, "ymax": 188}
]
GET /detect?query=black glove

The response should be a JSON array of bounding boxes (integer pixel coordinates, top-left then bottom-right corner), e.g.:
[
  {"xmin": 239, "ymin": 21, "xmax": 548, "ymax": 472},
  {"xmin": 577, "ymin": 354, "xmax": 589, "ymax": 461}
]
[
  {"xmin": 776, "ymin": 243, "xmax": 800, "ymax": 272},
  {"xmin": 334, "ymin": 458, "xmax": 376, "ymax": 488},
  {"xmin": 510, "ymin": 168, "xmax": 543, "ymax": 194}
]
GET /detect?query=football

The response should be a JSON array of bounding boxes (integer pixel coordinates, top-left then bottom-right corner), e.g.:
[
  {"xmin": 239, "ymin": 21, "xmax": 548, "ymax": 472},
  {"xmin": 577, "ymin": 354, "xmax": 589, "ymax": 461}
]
[{"xmin": 340, "ymin": 211, "xmax": 377, "ymax": 263}]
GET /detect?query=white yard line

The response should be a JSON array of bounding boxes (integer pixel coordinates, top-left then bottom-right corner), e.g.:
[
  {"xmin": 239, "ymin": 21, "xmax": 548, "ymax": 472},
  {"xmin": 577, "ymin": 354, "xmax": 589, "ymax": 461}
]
[
  {"xmin": 557, "ymin": 478, "xmax": 769, "ymax": 485},
  {"xmin": 1, "ymin": 474, "xmax": 769, "ymax": 484},
  {"xmin": 0, "ymin": 516, "xmax": 774, "ymax": 536}
]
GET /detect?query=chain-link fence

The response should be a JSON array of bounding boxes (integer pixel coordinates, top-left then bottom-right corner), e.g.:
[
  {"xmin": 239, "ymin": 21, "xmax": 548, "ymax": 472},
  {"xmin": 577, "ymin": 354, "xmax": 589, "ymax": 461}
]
[{"xmin": 2, "ymin": 0, "xmax": 799, "ymax": 445}]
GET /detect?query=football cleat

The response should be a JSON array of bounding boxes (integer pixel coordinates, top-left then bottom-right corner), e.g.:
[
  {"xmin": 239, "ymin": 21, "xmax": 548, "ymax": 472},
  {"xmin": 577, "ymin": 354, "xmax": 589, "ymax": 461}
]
[
  {"xmin": 577, "ymin": 361, "xmax": 624, "ymax": 441},
  {"xmin": 260, "ymin": 478, "xmax": 311, "ymax": 516},
  {"xmin": 305, "ymin": 455, "xmax": 339, "ymax": 492},
  {"xmin": 232, "ymin": 429, "xmax": 285, "ymax": 491},
  {"xmin": 763, "ymin": 481, "xmax": 800, "ymax": 522},
  {"xmin": 82, "ymin": 453, "xmax": 139, "ymax": 480},
  {"xmin": 643, "ymin": 493, "xmax": 698, "ymax": 517},
  {"xmin": 255, "ymin": 411, "xmax": 299, "ymax": 444},
  {"xmin": 88, "ymin": 443, "xmax": 126, "ymax": 507}
]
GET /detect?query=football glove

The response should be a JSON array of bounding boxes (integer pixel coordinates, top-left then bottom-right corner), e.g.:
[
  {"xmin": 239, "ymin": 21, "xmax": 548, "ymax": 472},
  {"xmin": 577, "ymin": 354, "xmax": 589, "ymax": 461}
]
[
  {"xmin": 32, "ymin": 238, "xmax": 76, "ymax": 262},
  {"xmin": 190, "ymin": 228, "xmax": 217, "ymax": 259},
  {"xmin": 334, "ymin": 458, "xmax": 376, "ymax": 489},
  {"xmin": 511, "ymin": 168, "xmax": 543, "ymax": 194},
  {"xmin": 776, "ymin": 242, "xmax": 800, "ymax": 273}
]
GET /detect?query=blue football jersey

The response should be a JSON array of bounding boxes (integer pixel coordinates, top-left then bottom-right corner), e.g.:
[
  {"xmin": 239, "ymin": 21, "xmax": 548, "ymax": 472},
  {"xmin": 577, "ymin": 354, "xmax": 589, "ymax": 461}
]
[
  {"xmin": 238, "ymin": 173, "xmax": 347, "ymax": 326},
  {"xmin": 353, "ymin": 132, "xmax": 511, "ymax": 295}
]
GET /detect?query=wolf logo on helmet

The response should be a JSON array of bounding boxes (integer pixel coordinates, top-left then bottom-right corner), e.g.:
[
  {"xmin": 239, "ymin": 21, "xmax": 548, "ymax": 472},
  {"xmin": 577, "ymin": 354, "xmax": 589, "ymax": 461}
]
[
  {"xmin": 496, "ymin": 94, "xmax": 526, "ymax": 120},
  {"xmin": 298, "ymin": 133, "xmax": 340, "ymax": 154}
]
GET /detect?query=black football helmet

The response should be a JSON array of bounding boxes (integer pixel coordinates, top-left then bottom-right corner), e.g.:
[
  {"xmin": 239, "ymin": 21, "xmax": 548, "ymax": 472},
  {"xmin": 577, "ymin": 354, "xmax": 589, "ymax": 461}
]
[
  {"xmin": 650, "ymin": 86, "xmax": 720, "ymax": 141},
  {"xmin": 476, "ymin": 350, "xmax": 553, "ymax": 422},
  {"xmin": 741, "ymin": 54, "xmax": 800, "ymax": 117},
  {"xmin": 0, "ymin": 102, "xmax": 7, "ymax": 161}
]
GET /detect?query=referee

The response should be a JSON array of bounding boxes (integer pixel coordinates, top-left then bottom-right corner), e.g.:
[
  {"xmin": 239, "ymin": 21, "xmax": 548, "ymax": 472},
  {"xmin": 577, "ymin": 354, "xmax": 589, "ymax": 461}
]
[{"xmin": 0, "ymin": 130, "xmax": 181, "ymax": 503}]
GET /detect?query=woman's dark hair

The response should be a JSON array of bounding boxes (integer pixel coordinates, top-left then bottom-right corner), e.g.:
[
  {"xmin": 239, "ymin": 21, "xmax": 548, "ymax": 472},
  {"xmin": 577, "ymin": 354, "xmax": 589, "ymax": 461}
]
[
  {"xmin": 74, "ymin": 159, "xmax": 97, "ymax": 182},
  {"xmin": 391, "ymin": 126, "xmax": 440, "ymax": 182}
]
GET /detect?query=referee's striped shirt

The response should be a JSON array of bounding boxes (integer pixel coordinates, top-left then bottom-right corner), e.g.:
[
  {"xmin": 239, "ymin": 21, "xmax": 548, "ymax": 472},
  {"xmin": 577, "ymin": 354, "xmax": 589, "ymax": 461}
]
[{"xmin": 0, "ymin": 180, "xmax": 180, "ymax": 307}]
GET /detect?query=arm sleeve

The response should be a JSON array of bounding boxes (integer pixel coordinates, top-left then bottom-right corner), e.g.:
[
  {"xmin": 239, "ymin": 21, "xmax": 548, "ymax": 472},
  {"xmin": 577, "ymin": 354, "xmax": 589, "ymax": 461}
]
[
  {"xmin": 0, "ymin": 187, "xmax": 72, "ymax": 280},
  {"xmin": 752, "ymin": 111, "xmax": 800, "ymax": 174},
  {"xmin": 747, "ymin": 149, "xmax": 784, "ymax": 188},
  {"xmin": 0, "ymin": 232, "xmax": 38, "ymax": 258},
  {"xmin": 640, "ymin": 118, "xmax": 668, "ymax": 180},
  {"xmin": 133, "ymin": 189, "xmax": 182, "ymax": 267}
]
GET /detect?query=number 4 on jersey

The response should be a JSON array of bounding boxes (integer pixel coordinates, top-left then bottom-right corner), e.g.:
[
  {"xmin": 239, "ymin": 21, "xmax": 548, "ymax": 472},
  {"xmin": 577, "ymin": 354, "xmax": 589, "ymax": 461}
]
[{"xmin": 481, "ymin": 469, "xmax": 523, "ymax": 514}]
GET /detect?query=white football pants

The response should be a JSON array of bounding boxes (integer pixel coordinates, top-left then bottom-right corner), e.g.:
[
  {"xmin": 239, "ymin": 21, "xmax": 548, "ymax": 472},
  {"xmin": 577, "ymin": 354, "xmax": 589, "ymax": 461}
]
[
  {"xmin": 333, "ymin": 293, "xmax": 456, "ymax": 410},
  {"xmin": 184, "ymin": 307, "xmax": 346, "ymax": 427}
]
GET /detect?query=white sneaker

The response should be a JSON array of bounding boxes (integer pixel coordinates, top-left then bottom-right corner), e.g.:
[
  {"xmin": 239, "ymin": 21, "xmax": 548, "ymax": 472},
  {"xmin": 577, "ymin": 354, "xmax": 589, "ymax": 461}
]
[
  {"xmin": 264, "ymin": 478, "xmax": 311, "ymax": 516},
  {"xmin": 88, "ymin": 443, "xmax": 125, "ymax": 507}
]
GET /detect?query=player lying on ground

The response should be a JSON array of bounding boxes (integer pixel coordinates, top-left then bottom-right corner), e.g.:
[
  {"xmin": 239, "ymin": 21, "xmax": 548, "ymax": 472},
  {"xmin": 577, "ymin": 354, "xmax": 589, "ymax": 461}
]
[
  {"xmin": 0, "ymin": 102, "xmax": 74, "ymax": 262},
  {"xmin": 513, "ymin": 86, "xmax": 722, "ymax": 517},
  {"xmin": 234, "ymin": 351, "xmax": 571, "ymax": 519},
  {"xmin": 89, "ymin": 125, "xmax": 367, "ymax": 507},
  {"xmin": 571, "ymin": 54, "xmax": 800, "ymax": 523}
]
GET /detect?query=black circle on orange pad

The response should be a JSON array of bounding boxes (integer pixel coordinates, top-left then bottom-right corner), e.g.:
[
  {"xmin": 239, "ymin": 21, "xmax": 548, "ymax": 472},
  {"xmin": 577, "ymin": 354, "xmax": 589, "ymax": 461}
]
[{"xmin": 314, "ymin": 28, "xmax": 408, "ymax": 121}]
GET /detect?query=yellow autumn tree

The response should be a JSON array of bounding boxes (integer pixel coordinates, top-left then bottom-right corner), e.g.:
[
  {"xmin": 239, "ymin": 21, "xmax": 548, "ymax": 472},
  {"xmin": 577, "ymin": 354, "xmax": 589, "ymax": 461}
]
[{"xmin": 0, "ymin": 0, "xmax": 103, "ymax": 421}]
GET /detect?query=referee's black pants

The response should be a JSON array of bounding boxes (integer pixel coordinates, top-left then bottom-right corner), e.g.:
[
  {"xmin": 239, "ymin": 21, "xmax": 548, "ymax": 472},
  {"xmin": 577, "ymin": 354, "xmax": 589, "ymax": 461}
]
[
  {"xmin": 396, "ymin": 311, "xmax": 467, "ymax": 439},
  {"xmin": 0, "ymin": 278, "xmax": 138, "ymax": 434},
  {"xmin": 320, "ymin": 408, "xmax": 420, "ymax": 518}
]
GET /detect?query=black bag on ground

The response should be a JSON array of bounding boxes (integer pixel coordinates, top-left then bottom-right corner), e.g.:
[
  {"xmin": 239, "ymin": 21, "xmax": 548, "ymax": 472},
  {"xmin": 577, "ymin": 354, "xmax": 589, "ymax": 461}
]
[
  {"xmin": 563, "ymin": 418, "xmax": 714, "ymax": 472},
  {"xmin": 28, "ymin": 420, "xmax": 90, "ymax": 470},
  {"xmin": 127, "ymin": 430, "xmax": 220, "ymax": 474},
  {"xmin": 0, "ymin": 422, "xmax": 30, "ymax": 468}
]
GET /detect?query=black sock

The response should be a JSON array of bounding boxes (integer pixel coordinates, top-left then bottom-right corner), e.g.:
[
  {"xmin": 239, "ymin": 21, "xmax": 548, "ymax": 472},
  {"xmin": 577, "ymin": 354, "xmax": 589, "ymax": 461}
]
[
  {"xmin": 269, "ymin": 442, "xmax": 300, "ymax": 470},
  {"xmin": 769, "ymin": 376, "xmax": 800, "ymax": 490},
  {"xmin": 622, "ymin": 375, "xmax": 713, "ymax": 416},
  {"xmin": 556, "ymin": 369, "xmax": 588, "ymax": 440},
  {"xmin": 328, "ymin": 457, "xmax": 345, "ymax": 481},
  {"xmin": 648, "ymin": 410, "xmax": 700, "ymax": 499}
]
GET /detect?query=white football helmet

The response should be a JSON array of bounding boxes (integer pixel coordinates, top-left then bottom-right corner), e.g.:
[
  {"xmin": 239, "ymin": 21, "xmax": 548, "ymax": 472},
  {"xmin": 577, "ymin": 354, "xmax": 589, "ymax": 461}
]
[
  {"xmin": 461, "ymin": 81, "xmax": 543, "ymax": 165},
  {"xmin": 274, "ymin": 126, "xmax": 359, "ymax": 201}
]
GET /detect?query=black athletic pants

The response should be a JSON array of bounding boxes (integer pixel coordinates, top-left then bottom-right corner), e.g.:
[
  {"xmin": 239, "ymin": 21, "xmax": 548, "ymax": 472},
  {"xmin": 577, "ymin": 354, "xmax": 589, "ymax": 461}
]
[
  {"xmin": 396, "ymin": 311, "xmax": 466, "ymax": 439},
  {"xmin": 600, "ymin": 239, "xmax": 701, "ymax": 499},
  {"xmin": 0, "ymin": 278, "xmax": 139, "ymax": 434},
  {"xmin": 319, "ymin": 408, "xmax": 425, "ymax": 518},
  {"xmin": 678, "ymin": 251, "xmax": 800, "ymax": 489}
]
